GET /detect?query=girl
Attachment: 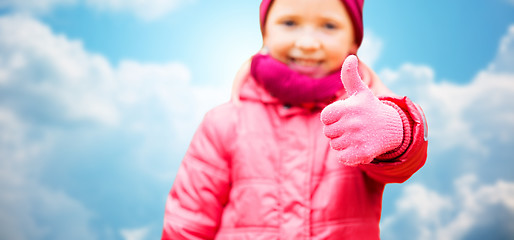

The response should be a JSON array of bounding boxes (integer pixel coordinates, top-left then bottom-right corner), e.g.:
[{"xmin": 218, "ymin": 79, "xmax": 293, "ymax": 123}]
[{"xmin": 162, "ymin": 0, "xmax": 428, "ymax": 239}]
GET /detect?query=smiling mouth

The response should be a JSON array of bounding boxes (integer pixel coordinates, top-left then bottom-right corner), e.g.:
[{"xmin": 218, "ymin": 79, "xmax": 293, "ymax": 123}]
[
  {"xmin": 288, "ymin": 57, "xmax": 323, "ymax": 67},
  {"xmin": 288, "ymin": 57, "xmax": 325, "ymax": 77}
]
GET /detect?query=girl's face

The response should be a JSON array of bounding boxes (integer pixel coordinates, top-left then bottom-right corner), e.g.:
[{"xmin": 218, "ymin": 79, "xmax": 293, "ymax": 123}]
[{"xmin": 263, "ymin": 0, "xmax": 358, "ymax": 78}]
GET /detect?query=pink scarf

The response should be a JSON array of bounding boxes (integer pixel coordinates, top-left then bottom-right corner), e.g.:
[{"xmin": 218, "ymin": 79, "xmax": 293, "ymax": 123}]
[{"xmin": 251, "ymin": 53, "xmax": 344, "ymax": 106}]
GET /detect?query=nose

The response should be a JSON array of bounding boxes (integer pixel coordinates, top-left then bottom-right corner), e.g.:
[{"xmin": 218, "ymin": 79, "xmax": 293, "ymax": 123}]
[{"xmin": 294, "ymin": 30, "xmax": 321, "ymax": 51}]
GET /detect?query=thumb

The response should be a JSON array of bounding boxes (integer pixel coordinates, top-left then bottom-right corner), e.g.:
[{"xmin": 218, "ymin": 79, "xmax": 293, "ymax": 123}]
[{"xmin": 341, "ymin": 55, "xmax": 369, "ymax": 96}]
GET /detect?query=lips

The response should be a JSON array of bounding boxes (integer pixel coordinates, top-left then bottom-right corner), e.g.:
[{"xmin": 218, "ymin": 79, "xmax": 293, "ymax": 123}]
[
  {"xmin": 289, "ymin": 57, "xmax": 322, "ymax": 67},
  {"xmin": 288, "ymin": 57, "xmax": 324, "ymax": 77}
]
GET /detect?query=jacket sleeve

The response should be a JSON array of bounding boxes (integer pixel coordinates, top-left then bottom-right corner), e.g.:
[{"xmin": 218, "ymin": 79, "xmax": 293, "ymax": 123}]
[
  {"xmin": 359, "ymin": 96, "xmax": 428, "ymax": 184},
  {"xmin": 162, "ymin": 106, "xmax": 234, "ymax": 239}
]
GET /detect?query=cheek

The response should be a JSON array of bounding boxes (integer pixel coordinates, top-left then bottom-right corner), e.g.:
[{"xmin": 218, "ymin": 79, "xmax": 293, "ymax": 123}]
[
  {"xmin": 322, "ymin": 34, "xmax": 354, "ymax": 69},
  {"xmin": 266, "ymin": 37, "xmax": 292, "ymax": 62},
  {"xmin": 324, "ymin": 44, "xmax": 349, "ymax": 70}
]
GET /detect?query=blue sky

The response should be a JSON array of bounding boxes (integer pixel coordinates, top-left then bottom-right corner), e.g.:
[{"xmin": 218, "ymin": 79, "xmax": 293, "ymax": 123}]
[{"xmin": 0, "ymin": 0, "xmax": 513, "ymax": 239}]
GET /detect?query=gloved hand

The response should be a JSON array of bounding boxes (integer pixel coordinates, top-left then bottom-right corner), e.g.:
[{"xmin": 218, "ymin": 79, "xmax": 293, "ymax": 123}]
[{"xmin": 320, "ymin": 55, "xmax": 404, "ymax": 166}]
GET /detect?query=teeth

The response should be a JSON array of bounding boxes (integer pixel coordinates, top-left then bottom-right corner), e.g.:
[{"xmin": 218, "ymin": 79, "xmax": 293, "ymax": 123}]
[{"xmin": 292, "ymin": 58, "xmax": 320, "ymax": 67}]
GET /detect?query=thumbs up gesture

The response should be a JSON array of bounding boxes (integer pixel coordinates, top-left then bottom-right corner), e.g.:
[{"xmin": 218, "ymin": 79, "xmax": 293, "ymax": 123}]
[{"xmin": 320, "ymin": 55, "xmax": 404, "ymax": 165}]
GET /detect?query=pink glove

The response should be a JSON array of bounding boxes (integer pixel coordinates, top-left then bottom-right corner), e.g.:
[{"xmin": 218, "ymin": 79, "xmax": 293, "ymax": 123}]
[{"xmin": 320, "ymin": 55, "xmax": 404, "ymax": 166}]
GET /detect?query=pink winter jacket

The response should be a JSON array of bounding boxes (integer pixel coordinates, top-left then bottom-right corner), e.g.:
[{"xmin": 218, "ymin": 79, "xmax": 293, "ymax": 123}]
[{"xmin": 162, "ymin": 66, "xmax": 428, "ymax": 239}]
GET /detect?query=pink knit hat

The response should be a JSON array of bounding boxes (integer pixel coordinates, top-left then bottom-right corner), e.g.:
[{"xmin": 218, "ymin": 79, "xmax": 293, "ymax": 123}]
[{"xmin": 259, "ymin": 0, "xmax": 364, "ymax": 47}]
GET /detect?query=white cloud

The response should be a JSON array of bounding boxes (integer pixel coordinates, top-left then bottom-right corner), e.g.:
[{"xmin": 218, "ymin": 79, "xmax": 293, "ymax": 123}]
[
  {"xmin": 0, "ymin": 14, "xmax": 228, "ymax": 239},
  {"xmin": 379, "ymin": 24, "xmax": 514, "ymax": 240},
  {"xmin": 358, "ymin": 30, "xmax": 383, "ymax": 68},
  {"xmin": 488, "ymin": 24, "xmax": 514, "ymax": 73},
  {"xmin": 0, "ymin": 0, "xmax": 190, "ymax": 20},
  {"xmin": 0, "ymin": 14, "xmax": 227, "ymax": 127},
  {"xmin": 0, "ymin": 0, "xmax": 77, "ymax": 14},
  {"xmin": 379, "ymin": 24, "xmax": 514, "ymax": 157},
  {"xmin": 395, "ymin": 184, "xmax": 452, "ymax": 222},
  {"xmin": 0, "ymin": 107, "xmax": 97, "ymax": 240},
  {"xmin": 0, "ymin": 14, "xmax": 120, "ymax": 125},
  {"xmin": 85, "ymin": 0, "xmax": 190, "ymax": 21},
  {"xmin": 381, "ymin": 175, "xmax": 514, "ymax": 240},
  {"xmin": 120, "ymin": 226, "xmax": 150, "ymax": 240}
]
